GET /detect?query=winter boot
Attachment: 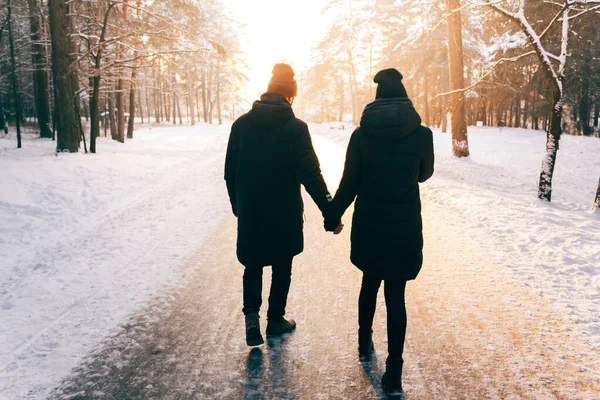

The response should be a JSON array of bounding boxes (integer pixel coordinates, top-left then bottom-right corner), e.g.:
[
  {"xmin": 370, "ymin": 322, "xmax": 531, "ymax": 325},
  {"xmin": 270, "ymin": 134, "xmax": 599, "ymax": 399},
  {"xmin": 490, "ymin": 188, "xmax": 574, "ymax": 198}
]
[
  {"xmin": 381, "ymin": 357, "xmax": 403, "ymax": 396},
  {"xmin": 245, "ymin": 312, "xmax": 264, "ymax": 347},
  {"xmin": 266, "ymin": 317, "xmax": 296, "ymax": 336},
  {"xmin": 358, "ymin": 330, "xmax": 374, "ymax": 361}
]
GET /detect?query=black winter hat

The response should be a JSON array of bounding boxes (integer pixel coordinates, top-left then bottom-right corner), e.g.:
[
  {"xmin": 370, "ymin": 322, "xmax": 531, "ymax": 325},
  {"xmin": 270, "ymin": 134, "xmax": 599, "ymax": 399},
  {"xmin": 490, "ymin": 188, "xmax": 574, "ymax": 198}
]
[
  {"xmin": 268, "ymin": 63, "xmax": 298, "ymax": 98},
  {"xmin": 374, "ymin": 68, "xmax": 408, "ymax": 99}
]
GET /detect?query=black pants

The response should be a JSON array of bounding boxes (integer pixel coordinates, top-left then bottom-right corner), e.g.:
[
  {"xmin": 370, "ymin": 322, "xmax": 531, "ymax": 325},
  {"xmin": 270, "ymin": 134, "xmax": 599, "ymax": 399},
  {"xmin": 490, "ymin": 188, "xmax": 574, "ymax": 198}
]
[
  {"xmin": 358, "ymin": 273, "xmax": 407, "ymax": 360},
  {"xmin": 242, "ymin": 258, "xmax": 293, "ymax": 321}
]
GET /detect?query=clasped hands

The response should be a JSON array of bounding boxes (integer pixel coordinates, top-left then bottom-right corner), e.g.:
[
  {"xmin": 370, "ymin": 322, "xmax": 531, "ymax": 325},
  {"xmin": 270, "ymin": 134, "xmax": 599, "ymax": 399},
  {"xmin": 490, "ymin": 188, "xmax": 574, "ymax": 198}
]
[{"xmin": 324, "ymin": 217, "xmax": 344, "ymax": 235}]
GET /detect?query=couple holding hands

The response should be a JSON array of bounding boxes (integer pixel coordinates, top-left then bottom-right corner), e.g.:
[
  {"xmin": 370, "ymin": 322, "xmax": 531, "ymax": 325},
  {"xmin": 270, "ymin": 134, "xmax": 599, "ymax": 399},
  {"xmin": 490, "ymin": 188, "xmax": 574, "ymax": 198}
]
[{"xmin": 225, "ymin": 63, "xmax": 434, "ymax": 396}]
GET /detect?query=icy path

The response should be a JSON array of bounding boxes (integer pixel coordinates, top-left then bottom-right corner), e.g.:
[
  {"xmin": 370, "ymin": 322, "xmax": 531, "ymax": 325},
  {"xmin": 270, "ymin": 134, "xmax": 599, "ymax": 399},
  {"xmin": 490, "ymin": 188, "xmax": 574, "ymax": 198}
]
[{"xmin": 44, "ymin": 134, "xmax": 600, "ymax": 400}]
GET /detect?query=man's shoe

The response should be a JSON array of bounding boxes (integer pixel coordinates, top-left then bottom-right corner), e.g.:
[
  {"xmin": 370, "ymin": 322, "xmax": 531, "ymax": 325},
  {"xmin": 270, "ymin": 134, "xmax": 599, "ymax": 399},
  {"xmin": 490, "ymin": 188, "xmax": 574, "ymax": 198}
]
[
  {"xmin": 358, "ymin": 330, "xmax": 374, "ymax": 361},
  {"xmin": 245, "ymin": 312, "xmax": 264, "ymax": 347},
  {"xmin": 266, "ymin": 317, "xmax": 296, "ymax": 336},
  {"xmin": 381, "ymin": 358, "xmax": 403, "ymax": 396}
]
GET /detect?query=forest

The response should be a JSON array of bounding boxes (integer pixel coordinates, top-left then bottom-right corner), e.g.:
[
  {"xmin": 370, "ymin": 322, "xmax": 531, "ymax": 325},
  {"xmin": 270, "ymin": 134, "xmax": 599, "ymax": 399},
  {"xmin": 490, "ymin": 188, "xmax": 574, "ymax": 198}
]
[
  {"xmin": 0, "ymin": 0, "xmax": 245, "ymax": 152},
  {"xmin": 0, "ymin": 0, "xmax": 599, "ymax": 207}
]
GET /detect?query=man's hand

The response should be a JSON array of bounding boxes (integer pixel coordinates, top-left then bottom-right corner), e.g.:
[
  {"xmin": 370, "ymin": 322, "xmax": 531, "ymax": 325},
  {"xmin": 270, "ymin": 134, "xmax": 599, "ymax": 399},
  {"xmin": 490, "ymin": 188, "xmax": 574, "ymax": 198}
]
[{"xmin": 333, "ymin": 223, "xmax": 344, "ymax": 235}]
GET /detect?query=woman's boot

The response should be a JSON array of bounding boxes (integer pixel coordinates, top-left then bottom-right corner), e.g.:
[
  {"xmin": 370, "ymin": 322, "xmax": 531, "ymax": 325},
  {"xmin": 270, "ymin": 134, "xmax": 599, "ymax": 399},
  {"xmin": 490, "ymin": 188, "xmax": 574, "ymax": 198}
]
[
  {"xmin": 358, "ymin": 329, "xmax": 374, "ymax": 360},
  {"xmin": 381, "ymin": 357, "xmax": 403, "ymax": 396}
]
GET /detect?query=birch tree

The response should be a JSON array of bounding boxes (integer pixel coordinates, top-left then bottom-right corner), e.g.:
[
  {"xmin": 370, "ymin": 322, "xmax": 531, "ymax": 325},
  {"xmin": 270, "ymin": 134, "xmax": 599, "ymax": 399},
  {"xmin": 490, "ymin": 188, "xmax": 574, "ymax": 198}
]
[{"xmin": 475, "ymin": 0, "xmax": 600, "ymax": 200}]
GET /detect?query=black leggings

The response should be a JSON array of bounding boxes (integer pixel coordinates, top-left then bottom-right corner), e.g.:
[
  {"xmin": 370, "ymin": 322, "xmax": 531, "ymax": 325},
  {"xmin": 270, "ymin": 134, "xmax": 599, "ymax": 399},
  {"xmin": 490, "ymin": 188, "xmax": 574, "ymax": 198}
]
[
  {"xmin": 242, "ymin": 258, "xmax": 293, "ymax": 321},
  {"xmin": 358, "ymin": 273, "xmax": 407, "ymax": 360}
]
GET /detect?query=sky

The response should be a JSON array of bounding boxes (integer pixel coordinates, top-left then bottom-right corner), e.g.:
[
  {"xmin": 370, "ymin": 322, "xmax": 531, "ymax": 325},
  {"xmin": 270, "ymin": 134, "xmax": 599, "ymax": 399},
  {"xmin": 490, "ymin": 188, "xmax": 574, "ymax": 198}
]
[{"xmin": 228, "ymin": 0, "xmax": 329, "ymax": 104}]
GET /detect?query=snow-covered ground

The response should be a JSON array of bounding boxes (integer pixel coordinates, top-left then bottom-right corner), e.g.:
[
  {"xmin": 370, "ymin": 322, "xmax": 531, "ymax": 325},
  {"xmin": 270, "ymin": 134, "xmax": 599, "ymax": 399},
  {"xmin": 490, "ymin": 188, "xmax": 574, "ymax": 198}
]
[
  {"xmin": 0, "ymin": 126, "xmax": 230, "ymax": 399},
  {"xmin": 1, "ymin": 123, "xmax": 599, "ymax": 399},
  {"xmin": 317, "ymin": 123, "xmax": 600, "ymax": 346}
]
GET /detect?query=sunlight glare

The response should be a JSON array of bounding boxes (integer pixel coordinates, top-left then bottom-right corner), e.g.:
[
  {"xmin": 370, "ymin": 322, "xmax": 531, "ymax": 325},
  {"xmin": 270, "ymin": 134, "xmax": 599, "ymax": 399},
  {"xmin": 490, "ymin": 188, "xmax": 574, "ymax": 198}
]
[{"xmin": 229, "ymin": 0, "xmax": 329, "ymax": 104}]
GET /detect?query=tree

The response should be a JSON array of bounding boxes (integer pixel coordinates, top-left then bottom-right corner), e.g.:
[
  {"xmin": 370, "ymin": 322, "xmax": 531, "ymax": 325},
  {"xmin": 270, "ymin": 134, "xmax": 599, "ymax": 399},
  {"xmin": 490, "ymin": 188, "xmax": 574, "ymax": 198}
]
[
  {"xmin": 447, "ymin": 0, "xmax": 470, "ymax": 157},
  {"xmin": 88, "ymin": 1, "xmax": 117, "ymax": 153},
  {"xmin": 593, "ymin": 176, "xmax": 600, "ymax": 212},
  {"xmin": 127, "ymin": 64, "xmax": 136, "ymax": 139},
  {"xmin": 27, "ymin": 0, "xmax": 52, "ymax": 138},
  {"xmin": 477, "ymin": 0, "xmax": 600, "ymax": 200},
  {"xmin": 0, "ymin": 94, "xmax": 5, "ymax": 134},
  {"xmin": 48, "ymin": 0, "xmax": 80, "ymax": 152},
  {"xmin": 6, "ymin": 0, "xmax": 22, "ymax": 149}
]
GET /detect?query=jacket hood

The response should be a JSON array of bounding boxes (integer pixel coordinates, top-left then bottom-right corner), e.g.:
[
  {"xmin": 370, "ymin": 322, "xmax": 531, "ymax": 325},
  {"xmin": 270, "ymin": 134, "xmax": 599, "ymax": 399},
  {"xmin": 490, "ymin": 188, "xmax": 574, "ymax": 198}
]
[
  {"xmin": 248, "ymin": 92, "xmax": 295, "ymax": 127},
  {"xmin": 360, "ymin": 97, "xmax": 422, "ymax": 138}
]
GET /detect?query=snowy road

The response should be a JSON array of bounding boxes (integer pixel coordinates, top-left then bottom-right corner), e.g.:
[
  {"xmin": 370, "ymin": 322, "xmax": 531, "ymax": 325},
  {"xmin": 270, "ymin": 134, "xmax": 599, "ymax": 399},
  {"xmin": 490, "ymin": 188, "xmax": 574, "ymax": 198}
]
[{"xmin": 41, "ymin": 133, "xmax": 600, "ymax": 400}]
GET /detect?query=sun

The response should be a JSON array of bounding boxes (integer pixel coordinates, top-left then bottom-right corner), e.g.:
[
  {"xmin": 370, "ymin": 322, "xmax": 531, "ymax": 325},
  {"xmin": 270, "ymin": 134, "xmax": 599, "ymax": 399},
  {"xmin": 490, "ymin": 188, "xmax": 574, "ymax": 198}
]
[{"xmin": 228, "ymin": 0, "xmax": 330, "ymax": 105}]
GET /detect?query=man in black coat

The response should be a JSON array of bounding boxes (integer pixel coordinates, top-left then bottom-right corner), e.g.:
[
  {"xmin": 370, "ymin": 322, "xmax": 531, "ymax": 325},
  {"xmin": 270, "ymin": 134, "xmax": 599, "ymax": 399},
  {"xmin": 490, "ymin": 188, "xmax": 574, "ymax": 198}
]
[
  {"xmin": 332, "ymin": 68, "xmax": 434, "ymax": 395},
  {"xmin": 225, "ymin": 63, "xmax": 341, "ymax": 347}
]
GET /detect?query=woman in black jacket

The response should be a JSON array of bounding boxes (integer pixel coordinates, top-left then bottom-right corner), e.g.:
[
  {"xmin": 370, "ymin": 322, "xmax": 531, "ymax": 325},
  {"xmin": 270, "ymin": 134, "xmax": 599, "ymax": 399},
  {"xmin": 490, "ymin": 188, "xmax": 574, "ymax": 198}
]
[{"xmin": 332, "ymin": 68, "xmax": 434, "ymax": 396}]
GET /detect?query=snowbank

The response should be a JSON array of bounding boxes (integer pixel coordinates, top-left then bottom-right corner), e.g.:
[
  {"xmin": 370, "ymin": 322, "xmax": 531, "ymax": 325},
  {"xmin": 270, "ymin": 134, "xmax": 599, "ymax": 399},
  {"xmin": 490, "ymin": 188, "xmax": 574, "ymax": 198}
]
[{"xmin": 0, "ymin": 125, "xmax": 230, "ymax": 399}]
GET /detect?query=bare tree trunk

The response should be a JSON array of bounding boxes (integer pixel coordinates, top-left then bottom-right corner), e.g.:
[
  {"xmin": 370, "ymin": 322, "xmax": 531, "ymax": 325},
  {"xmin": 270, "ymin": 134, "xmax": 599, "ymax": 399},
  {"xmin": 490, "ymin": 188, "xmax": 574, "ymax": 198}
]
[
  {"xmin": 171, "ymin": 92, "xmax": 176, "ymax": 124},
  {"xmin": 163, "ymin": 92, "xmax": 170, "ymax": 123},
  {"xmin": 514, "ymin": 91, "xmax": 521, "ymax": 128},
  {"xmin": 216, "ymin": 57, "xmax": 222, "ymax": 125},
  {"xmin": 0, "ymin": 95, "xmax": 6, "ymax": 134},
  {"xmin": 127, "ymin": 66, "xmax": 136, "ymax": 139},
  {"xmin": 441, "ymin": 61, "xmax": 449, "ymax": 133},
  {"xmin": 27, "ymin": 0, "xmax": 52, "ymax": 138},
  {"xmin": 89, "ymin": 3, "xmax": 115, "ymax": 153},
  {"xmin": 48, "ymin": 0, "xmax": 80, "ymax": 152},
  {"xmin": 578, "ymin": 90, "xmax": 591, "ymax": 135},
  {"xmin": 207, "ymin": 64, "xmax": 213, "ymax": 124},
  {"xmin": 538, "ymin": 88, "xmax": 562, "ymax": 201},
  {"xmin": 592, "ymin": 176, "xmax": 600, "ymax": 212},
  {"xmin": 201, "ymin": 72, "xmax": 208, "ymax": 122},
  {"xmin": 446, "ymin": 0, "xmax": 469, "ymax": 157},
  {"xmin": 195, "ymin": 84, "xmax": 201, "ymax": 122},
  {"xmin": 137, "ymin": 88, "xmax": 144, "ymax": 124},
  {"xmin": 6, "ymin": 0, "xmax": 22, "ymax": 148},
  {"xmin": 346, "ymin": 50, "xmax": 359, "ymax": 126},
  {"xmin": 145, "ymin": 74, "xmax": 151, "ymax": 124},
  {"xmin": 186, "ymin": 63, "xmax": 195, "ymax": 126},
  {"xmin": 152, "ymin": 69, "xmax": 160, "ymax": 123},
  {"xmin": 116, "ymin": 69, "xmax": 125, "ymax": 142},
  {"xmin": 90, "ymin": 75, "xmax": 100, "ymax": 153},
  {"xmin": 69, "ymin": 0, "xmax": 80, "ymax": 126},
  {"xmin": 103, "ymin": 95, "xmax": 108, "ymax": 136},
  {"xmin": 338, "ymin": 72, "xmax": 345, "ymax": 121},
  {"xmin": 108, "ymin": 93, "xmax": 117, "ymax": 140},
  {"xmin": 176, "ymin": 94, "xmax": 183, "ymax": 124},
  {"xmin": 423, "ymin": 71, "xmax": 430, "ymax": 127}
]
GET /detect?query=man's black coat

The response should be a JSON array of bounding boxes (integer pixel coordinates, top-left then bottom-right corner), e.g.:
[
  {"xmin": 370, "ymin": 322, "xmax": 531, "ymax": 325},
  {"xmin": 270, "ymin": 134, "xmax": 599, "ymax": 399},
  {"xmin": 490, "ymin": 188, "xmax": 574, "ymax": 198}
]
[
  {"xmin": 225, "ymin": 93, "xmax": 335, "ymax": 267},
  {"xmin": 333, "ymin": 97, "xmax": 435, "ymax": 280}
]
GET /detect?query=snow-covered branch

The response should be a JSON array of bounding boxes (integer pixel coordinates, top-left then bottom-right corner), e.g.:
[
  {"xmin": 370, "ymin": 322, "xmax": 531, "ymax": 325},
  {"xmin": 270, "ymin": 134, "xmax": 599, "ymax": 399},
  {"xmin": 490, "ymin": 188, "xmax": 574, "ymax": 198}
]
[{"xmin": 433, "ymin": 50, "xmax": 537, "ymax": 99}]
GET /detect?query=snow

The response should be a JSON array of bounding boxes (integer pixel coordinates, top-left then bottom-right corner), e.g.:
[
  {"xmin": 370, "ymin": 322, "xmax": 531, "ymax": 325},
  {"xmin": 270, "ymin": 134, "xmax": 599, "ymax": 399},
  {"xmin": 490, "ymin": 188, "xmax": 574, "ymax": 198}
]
[
  {"xmin": 318, "ymin": 124, "xmax": 600, "ymax": 347},
  {"xmin": 0, "ymin": 126, "xmax": 230, "ymax": 399},
  {"xmin": 1, "ymin": 123, "xmax": 600, "ymax": 399}
]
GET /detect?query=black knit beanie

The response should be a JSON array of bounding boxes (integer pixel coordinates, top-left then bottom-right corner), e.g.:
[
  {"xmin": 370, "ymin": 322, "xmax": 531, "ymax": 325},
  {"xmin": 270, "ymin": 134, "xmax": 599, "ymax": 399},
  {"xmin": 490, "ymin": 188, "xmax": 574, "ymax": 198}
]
[
  {"xmin": 267, "ymin": 63, "xmax": 298, "ymax": 98},
  {"xmin": 374, "ymin": 68, "xmax": 408, "ymax": 99}
]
